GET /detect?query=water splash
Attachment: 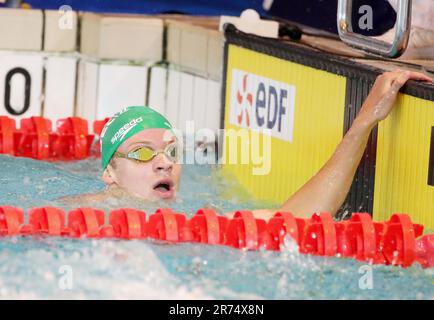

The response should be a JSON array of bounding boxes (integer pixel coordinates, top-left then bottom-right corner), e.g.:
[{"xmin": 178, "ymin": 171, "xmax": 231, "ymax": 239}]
[{"xmin": 0, "ymin": 156, "xmax": 432, "ymax": 299}]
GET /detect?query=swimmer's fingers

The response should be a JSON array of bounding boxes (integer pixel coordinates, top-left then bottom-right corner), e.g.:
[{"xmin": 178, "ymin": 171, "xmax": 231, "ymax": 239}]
[
  {"xmin": 388, "ymin": 70, "xmax": 433, "ymax": 84},
  {"xmin": 374, "ymin": 71, "xmax": 431, "ymax": 121},
  {"xmin": 389, "ymin": 71, "xmax": 412, "ymax": 92},
  {"xmin": 406, "ymin": 71, "xmax": 433, "ymax": 82},
  {"xmin": 387, "ymin": 71, "xmax": 432, "ymax": 94},
  {"xmin": 374, "ymin": 71, "xmax": 403, "ymax": 89}
]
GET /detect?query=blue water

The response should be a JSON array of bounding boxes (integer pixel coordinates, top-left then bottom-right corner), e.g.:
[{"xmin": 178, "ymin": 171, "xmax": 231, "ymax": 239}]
[{"xmin": 0, "ymin": 154, "xmax": 433, "ymax": 299}]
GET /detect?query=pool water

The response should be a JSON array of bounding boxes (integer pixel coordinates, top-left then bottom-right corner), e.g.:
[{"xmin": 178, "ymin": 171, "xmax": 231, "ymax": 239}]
[{"xmin": 0, "ymin": 154, "xmax": 433, "ymax": 299}]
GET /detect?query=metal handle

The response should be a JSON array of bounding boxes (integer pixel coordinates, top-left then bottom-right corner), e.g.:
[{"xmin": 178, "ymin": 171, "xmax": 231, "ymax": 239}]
[{"xmin": 337, "ymin": 0, "xmax": 412, "ymax": 58}]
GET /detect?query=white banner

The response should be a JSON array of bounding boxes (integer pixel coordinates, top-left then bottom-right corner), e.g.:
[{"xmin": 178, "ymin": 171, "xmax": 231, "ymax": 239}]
[{"xmin": 229, "ymin": 68, "xmax": 296, "ymax": 142}]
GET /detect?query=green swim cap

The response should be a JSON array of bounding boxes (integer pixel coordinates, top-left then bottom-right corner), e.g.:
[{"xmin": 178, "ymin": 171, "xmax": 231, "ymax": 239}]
[{"xmin": 100, "ymin": 106, "xmax": 174, "ymax": 169}]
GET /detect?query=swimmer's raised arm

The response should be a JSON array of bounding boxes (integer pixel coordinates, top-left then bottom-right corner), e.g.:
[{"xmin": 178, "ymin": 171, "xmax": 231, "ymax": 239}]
[{"xmin": 245, "ymin": 70, "xmax": 432, "ymax": 221}]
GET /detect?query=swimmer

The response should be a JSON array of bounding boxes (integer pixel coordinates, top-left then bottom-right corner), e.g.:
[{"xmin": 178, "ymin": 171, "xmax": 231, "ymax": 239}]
[{"xmin": 60, "ymin": 70, "xmax": 432, "ymax": 220}]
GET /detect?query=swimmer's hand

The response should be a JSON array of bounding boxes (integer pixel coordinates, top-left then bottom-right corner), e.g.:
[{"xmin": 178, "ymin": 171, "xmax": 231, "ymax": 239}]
[{"xmin": 357, "ymin": 70, "xmax": 432, "ymax": 126}]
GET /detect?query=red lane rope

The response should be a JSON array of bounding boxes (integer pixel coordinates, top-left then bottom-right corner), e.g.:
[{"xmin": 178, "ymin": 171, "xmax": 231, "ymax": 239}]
[
  {"xmin": 0, "ymin": 206, "xmax": 432, "ymax": 269},
  {"xmin": 0, "ymin": 115, "xmax": 433, "ymax": 268},
  {"xmin": 0, "ymin": 117, "xmax": 15, "ymax": 155},
  {"xmin": 0, "ymin": 206, "xmax": 23, "ymax": 235},
  {"xmin": 189, "ymin": 208, "xmax": 226, "ymax": 245},
  {"xmin": 69, "ymin": 208, "xmax": 105, "ymax": 238},
  {"xmin": 0, "ymin": 116, "xmax": 104, "ymax": 160}
]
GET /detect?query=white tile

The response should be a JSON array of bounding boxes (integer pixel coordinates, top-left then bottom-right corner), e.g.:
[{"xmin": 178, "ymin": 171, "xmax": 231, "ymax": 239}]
[
  {"xmin": 166, "ymin": 21, "xmax": 208, "ymax": 76},
  {"xmin": 96, "ymin": 63, "xmax": 147, "ymax": 119},
  {"xmin": 166, "ymin": 24, "xmax": 181, "ymax": 66},
  {"xmin": 207, "ymin": 32, "xmax": 224, "ymax": 81},
  {"xmin": 0, "ymin": 53, "xmax": 43, "ymax": 124},
  {"xmin": 192, "ymin": 76, "xmax": 208, "ymax": 130},
  {"xmin": 180, "ymin": 27, "xmax": 207, "ymax": 75},
  {"xmin": 178, "ymin": 72, "xmax": 194, "ymax": 132},
  {"xmin": 43, "ymin": 56, "xmax": 77, "ymax": 128},
  {"xmin": 206, "ymin": 80, "xmax": 222, "ymax": 131},
  {"xmin": 75, "ymin": 60, "xmax": 99, "ymax": 124},
  {"xmin": 148, "ymin": 65, "xmax": 167, "ymax": 115},
  {"xmin": 166, "ymin": 69, "xmax": 181, "ymax": 129},
  {"xmin": 44, "ymin": 9, "xmax": 78, "ymax": 52},
  {"xmin": 80, "ymin": 13, "xmax": 163, "ymax": 61},
  {"xmin": 0, "ymin": 9, "xmax": 43, "ymax": 51}
]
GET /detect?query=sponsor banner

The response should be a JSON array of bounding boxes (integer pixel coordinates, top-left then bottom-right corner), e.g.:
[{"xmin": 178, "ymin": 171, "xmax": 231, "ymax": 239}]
[
  {"xmin": 223, "ymin": 44, "xmax": 347, "ymax": 205},
  {"xmin": 229, "ymin": 68, "xmax": 295, "ymax": 143}
]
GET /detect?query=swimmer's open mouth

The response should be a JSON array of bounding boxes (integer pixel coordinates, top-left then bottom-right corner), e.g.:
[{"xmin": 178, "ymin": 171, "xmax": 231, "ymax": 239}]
[
  {"xmin": 152, "ymin": 179, "xmax": 175, "ymax": 198},
  {"xmin": 154, "ymin": 183, "xmax": 171, "ymax": 191}
]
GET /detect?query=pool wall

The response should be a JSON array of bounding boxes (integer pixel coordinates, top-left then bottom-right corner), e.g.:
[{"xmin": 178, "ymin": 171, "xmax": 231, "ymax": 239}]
[
  {"xmin": 0, "ymin": 9, "xmax": 223, "ymax": 134},
  {"xmin": 221, "ymin": 29, "xmax": 434, "ymax": 229}
]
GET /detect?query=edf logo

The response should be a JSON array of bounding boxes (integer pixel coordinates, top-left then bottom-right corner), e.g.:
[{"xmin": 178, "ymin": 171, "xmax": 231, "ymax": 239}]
[{"xmin": 230, "ymin": 69, "xmax": 296, "ymax": 142}]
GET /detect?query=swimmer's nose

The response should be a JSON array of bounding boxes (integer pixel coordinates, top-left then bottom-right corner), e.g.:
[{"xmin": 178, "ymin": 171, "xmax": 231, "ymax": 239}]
[{"xmin": 153, "ymin": 153, "xmax": 173, "ymax": 173}]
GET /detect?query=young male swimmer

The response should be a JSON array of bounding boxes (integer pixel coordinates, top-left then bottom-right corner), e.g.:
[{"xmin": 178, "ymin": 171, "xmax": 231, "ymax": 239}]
[{"xmin": 63, "ymin": 70, "xmax": 432, "ymax": 220}]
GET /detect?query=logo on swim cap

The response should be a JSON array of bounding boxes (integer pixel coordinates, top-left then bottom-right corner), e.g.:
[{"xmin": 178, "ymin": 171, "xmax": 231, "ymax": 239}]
[
  {"xmin": 110, "ymin": 117, "xmax": 143, "ymax": 144},
  {"xmin": 101, "ymin": 107, "xmax": 130, "ymax": 139},
  {"xmin": 100, "ymin": 106, "xmax": 174, "ymax": 169}
]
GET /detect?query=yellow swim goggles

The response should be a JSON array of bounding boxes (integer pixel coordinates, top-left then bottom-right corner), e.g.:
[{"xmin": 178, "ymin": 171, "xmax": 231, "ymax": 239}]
[{"xmin": 113, "ymin": 142, "xmax": 180, "ymax": 163}]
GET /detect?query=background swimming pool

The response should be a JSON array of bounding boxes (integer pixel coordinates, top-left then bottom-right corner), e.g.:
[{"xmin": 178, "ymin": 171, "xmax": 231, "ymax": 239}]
[{"xmin": 0, "ymin": 154, "xmax": 432, "ymax": 299}]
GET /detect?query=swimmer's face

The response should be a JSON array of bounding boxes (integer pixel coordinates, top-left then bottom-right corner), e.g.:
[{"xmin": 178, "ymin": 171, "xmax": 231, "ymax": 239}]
[{"xmin": 102, "ymin": 128, "xmax": 182, "ymax": 201}]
